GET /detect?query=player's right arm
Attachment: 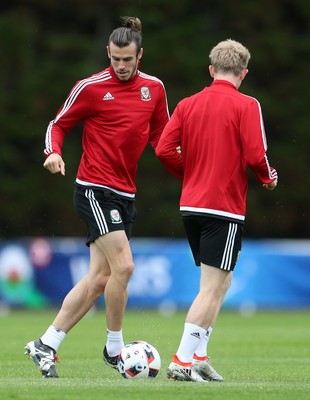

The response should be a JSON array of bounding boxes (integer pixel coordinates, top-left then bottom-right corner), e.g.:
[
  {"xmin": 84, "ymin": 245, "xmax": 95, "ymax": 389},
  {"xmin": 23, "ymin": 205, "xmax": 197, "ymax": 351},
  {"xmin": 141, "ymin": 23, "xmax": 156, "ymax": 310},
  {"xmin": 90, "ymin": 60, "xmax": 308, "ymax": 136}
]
[{"xmin": 43, "ymin": 79, "xmax": 91, "ymax": 175}]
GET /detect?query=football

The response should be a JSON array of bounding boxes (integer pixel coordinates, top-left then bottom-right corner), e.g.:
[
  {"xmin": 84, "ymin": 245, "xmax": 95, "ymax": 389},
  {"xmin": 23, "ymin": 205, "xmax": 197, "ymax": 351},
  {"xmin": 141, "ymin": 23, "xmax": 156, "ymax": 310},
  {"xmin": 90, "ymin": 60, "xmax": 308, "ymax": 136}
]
[{"xmin": 117, "ymin": 340, "xmax": 161, "ymax": 379}]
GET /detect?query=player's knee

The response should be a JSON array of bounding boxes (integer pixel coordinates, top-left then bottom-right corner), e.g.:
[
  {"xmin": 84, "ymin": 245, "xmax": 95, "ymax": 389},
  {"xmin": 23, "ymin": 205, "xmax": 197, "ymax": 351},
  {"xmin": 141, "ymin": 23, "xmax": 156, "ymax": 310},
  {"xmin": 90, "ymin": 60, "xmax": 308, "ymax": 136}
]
[
  {"xmin": 110, "ymin": 260, "xmax": 134, "ymax": 286},
  {"xmin": 113, "ymin": 261, "xmax": 134, "ymax": 286},
  {"xmin": 122, "ymin": 261, "xmax": 134, "ymax": 280}
]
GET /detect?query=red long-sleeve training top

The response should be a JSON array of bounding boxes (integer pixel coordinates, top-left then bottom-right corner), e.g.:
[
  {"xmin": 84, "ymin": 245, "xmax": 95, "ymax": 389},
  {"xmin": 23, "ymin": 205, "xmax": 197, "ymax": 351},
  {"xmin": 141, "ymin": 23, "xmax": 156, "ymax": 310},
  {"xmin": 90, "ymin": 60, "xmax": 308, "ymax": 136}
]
[
  {"xmin": 44, "ymin": 66, "xmax": 169, "ymax": 198},
  {"xmin": 156, "ymin": 80, "xmax": 278, "ymax": 222}
]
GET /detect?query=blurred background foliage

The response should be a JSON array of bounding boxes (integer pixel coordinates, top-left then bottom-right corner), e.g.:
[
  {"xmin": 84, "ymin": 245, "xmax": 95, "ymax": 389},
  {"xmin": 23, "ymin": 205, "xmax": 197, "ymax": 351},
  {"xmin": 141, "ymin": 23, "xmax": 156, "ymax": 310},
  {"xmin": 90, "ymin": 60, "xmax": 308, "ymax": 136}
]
[{"xmin": 0, "ymin": 0, "xmax": 309, "ymax": 239}]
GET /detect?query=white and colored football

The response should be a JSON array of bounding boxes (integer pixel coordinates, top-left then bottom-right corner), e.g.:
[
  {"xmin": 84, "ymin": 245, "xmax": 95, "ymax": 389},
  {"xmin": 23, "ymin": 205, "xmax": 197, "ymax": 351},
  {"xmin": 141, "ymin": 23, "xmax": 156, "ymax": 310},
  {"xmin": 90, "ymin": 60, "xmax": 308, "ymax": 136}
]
[{"xmin": 117, "ymin": 340, "xmax": 161, "ymax": 379}]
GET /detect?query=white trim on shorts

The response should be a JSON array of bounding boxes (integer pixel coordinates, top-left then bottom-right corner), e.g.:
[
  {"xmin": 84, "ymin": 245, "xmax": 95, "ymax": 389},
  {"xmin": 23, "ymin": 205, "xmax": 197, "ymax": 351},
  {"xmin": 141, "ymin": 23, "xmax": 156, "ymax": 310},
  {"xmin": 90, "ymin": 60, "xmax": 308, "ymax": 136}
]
[
  {"xmin": 221, "ymin": 223, "xmax": 238, "ymax": 271},
  {"xmin": 85, "ymin": 189, "xmax": 109, "ymax": 235}
]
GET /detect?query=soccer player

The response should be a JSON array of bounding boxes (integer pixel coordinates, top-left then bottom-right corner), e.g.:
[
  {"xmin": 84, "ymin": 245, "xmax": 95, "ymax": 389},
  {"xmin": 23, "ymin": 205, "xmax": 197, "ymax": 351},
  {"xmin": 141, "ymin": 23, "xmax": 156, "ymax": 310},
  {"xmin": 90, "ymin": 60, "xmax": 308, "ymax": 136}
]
[
  {"xmin": 156, "ymin": 39, "xmax": 278, "ymax": 382},
  {"xmin": 24, "ymin": 16, "xmax": 170, "ymax": 378}
]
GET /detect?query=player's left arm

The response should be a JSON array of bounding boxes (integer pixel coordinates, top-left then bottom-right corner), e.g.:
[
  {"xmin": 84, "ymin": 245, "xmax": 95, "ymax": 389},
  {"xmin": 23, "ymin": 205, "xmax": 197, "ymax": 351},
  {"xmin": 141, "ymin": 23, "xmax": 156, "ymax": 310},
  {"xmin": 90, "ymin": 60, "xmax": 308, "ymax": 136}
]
[{"xmin": 240, "ymin": 100, "xmax": 278, "ymax": 188}]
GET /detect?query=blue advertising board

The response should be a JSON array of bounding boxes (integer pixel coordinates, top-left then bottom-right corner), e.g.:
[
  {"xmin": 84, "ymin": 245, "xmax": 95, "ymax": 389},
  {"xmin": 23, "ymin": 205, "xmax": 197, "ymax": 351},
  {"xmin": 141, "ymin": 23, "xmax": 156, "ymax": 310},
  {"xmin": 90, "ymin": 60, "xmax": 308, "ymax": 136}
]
[{"xmin": 0, "ymin": 238, "xmax": 309, "ymax": 310}]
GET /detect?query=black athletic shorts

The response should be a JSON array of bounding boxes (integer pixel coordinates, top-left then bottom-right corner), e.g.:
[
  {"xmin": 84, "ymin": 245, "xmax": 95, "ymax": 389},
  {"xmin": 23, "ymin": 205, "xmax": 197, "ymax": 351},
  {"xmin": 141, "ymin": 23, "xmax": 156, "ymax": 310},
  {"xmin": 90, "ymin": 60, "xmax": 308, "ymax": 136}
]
[
  {"xmin": 182, "ymin": 216, "xmax": 243, "ymax": 271},
  {"xmin": 74, "ymin": 186, "xmax": 136, "ymax": 246}
]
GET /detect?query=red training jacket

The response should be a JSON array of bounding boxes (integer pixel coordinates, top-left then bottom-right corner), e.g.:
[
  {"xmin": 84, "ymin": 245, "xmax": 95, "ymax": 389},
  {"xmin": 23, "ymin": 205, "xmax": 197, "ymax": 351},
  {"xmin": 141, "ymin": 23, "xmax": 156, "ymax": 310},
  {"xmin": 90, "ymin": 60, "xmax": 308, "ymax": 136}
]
[
  {"xmin": 156, "ymin": 80, "xmax": 278, "ymax": 222},
  {"xmin": 44, "ymin": 66, "xmax": 169, "ymax": 197}
]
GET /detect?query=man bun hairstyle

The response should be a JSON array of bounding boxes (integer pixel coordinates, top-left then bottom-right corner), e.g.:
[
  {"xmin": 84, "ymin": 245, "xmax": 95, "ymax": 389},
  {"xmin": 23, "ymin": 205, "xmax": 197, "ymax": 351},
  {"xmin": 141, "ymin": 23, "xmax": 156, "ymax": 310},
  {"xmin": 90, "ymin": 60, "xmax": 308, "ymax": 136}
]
[
  {"xmin": 209, "ymin": 39, "xmax": 251, "ymax": 76},
  {"xmin": 108, "ymin": 16, "xmax": 142, "ymax": 54},
  {"xmin": 122, "ymin": 16, "xmax": 142, "ymax": 33}
]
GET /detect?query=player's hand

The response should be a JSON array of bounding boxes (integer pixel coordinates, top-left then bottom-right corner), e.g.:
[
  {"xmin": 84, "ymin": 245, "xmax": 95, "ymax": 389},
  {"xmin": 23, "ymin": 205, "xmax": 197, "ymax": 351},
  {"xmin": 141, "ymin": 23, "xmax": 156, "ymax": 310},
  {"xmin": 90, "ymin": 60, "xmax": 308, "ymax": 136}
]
[
  {"xmin": 263, "ymin": 179, "xmax": 277, "ymax": 191},
  {"xmin": 43, "ymin": 153, "xmax": 65, "ymax": 176},
  {"xmin": 176, "ymin": 145, "xmax": 182, "ymax": 155}
]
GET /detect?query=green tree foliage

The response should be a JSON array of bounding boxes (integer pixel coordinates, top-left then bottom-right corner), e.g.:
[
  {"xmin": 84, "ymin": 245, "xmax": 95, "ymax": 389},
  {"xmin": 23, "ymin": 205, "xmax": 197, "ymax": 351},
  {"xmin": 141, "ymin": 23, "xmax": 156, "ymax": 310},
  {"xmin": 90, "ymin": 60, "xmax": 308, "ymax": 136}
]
[{"xmin": 0, "ymin": 0, "xmax": 309, "ymax": 238}]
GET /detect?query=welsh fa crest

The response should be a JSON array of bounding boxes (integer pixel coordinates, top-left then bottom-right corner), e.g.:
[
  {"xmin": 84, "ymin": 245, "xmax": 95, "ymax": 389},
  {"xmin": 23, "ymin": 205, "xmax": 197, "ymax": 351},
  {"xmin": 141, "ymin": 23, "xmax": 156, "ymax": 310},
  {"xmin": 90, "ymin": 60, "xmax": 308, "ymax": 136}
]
[
  {"xmin": 140, "ymin": 86, "xmax": 151, "ymax": 101},
  {"xmin": 110, "ymin": 209, "xmax": 122, "ymax": 224}
]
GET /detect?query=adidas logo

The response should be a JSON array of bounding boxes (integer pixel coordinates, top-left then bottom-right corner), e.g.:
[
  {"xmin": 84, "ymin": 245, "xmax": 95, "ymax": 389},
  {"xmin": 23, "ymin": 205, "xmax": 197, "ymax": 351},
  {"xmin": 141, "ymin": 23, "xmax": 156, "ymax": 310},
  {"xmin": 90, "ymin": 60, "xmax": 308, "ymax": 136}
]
[
  {"xmin": 103, "ymin": 92, "xmax": 114, "ymax": 101},
  {"xmin": 191, "ymin": 332, "xmax": 201, "ymax": 339}
]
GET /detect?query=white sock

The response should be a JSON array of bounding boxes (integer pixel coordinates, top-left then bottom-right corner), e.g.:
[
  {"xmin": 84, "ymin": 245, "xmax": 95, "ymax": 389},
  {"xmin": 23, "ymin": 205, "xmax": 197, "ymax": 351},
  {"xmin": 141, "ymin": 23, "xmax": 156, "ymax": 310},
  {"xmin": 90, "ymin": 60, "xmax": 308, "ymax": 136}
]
[
  {"xmin": 40, "ymin": 325, "xmax": 66, "ymax": 352},
  {"xmin": 194, "ymin": 326, "xmax": 213, "ymax": 358},
  {"xmin": 176, "ymin": 323, "xmax": 207, "ymax": 363},
  {"xmin": 106, "ymin": 329, "xmax": 124, "ymax": 357}
]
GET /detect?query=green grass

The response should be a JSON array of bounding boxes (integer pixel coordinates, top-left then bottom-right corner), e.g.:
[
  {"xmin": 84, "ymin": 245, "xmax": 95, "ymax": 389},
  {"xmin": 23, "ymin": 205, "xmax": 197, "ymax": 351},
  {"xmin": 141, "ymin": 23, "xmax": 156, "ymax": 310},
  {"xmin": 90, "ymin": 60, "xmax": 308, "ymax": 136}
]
[{"xmin": 0, "ymin": 309, "xmax": 309, "ymax": 399}]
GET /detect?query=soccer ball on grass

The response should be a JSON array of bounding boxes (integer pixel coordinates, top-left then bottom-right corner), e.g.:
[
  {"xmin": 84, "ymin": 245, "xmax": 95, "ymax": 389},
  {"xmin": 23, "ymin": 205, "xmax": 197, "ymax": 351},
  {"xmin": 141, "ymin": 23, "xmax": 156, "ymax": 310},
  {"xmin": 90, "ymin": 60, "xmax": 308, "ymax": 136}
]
[{"xmin": 117, "ymin": 340, "xmax": 161, "ymax": 379}]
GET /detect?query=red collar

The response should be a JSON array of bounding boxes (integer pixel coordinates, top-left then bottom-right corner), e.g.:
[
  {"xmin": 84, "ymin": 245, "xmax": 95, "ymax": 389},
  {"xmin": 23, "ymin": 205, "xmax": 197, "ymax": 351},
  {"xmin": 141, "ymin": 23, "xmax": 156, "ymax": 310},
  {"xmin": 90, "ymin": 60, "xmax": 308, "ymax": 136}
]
[{"xmin": 211, "ymin": 79, "xmax": 237, "ymax": 89}]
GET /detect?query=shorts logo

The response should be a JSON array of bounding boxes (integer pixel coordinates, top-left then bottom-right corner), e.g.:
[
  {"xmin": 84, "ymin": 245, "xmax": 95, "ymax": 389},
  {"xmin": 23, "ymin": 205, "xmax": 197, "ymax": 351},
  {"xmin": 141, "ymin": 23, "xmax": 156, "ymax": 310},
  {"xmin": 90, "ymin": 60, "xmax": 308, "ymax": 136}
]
[
  {"xmin": 110, "ymin": 209, "xmax": 122, "ymax": 224},
  {"xmin": 140, "ymin": 86, "xmax": 151, "ymax": 101}
]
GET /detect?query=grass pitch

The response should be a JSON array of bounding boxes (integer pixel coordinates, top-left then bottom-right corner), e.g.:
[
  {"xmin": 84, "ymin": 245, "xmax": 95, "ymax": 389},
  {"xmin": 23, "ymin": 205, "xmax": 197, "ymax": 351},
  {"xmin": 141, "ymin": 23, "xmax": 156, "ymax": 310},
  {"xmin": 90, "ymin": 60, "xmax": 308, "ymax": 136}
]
[{"xmin": 0, "ymin": 308, "xmax": 309, "ymax": 400}]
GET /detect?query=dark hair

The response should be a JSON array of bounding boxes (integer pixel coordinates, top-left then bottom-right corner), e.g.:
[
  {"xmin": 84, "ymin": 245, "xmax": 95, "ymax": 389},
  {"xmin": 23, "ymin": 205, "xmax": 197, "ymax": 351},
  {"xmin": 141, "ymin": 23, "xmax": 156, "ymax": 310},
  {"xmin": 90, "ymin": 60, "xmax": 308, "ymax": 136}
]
[{"xmin": 108, "ymin": 16, "xmax": 142, "ymax": 54}]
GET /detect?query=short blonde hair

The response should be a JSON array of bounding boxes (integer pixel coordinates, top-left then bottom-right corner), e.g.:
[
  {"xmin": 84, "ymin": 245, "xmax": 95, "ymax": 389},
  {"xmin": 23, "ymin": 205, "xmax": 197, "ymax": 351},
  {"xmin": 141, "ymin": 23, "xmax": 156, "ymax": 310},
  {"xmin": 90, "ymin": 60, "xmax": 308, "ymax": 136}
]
[{"xmin": 209, "ymin": 39, "xmax": 251, "ymax": 76}]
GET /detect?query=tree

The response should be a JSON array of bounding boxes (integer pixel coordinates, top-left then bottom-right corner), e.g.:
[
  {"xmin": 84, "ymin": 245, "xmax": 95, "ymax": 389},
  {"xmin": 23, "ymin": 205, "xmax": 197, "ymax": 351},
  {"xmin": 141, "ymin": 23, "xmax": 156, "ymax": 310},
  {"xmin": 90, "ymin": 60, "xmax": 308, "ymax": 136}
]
[{"xmin": 0, "ymin": 0, "xmax": 309, "ymax": 238}]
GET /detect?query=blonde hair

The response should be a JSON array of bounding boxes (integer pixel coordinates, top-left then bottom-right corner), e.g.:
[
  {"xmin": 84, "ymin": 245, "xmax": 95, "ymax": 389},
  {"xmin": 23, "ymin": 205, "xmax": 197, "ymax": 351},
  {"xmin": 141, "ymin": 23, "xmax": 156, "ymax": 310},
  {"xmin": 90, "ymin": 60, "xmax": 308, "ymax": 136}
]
[
  {"xmin": 108, "ymin": 16, "xmax": 142, "ymax": 54},
  {"xmin": 209, "ymin": 39, "xmax": 251, "ymax": 76}
]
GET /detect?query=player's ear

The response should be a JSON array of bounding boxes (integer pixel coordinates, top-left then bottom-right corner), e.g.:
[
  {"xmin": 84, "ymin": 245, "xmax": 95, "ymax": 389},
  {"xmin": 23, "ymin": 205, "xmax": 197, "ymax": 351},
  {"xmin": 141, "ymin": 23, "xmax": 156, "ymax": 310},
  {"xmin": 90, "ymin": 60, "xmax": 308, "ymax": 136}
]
[
  {"xmin": 138, "ymin": 48, "xmax": 143, "ymax": 60},
  {"xmin": 209, "ymin": 65, "xmax": 214, "ymax": 78},
  {"xmin": 107, "ymin": 46, "xmax": 111, "ymax": 59},
  {"xmin": 240, "ymin": 68, "xmax": 248, "ymax": 81}
]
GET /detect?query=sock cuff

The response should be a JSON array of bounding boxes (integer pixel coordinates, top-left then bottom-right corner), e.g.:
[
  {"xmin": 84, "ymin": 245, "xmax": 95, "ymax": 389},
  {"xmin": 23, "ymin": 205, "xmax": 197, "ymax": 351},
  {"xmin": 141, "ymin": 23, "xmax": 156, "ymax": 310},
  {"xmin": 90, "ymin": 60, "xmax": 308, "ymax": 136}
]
[
  {"xmin": 106, "ymin": 329, "xmax": 123, "ymax": 339},
  {"xmin": 184, "ymin": 322, "xmax": 207, "ymax": 338},
  {"xmin": 40, "ymin": 325, "xmax": 66, "ymax": 352},
  {"xmin": 107, "ymin": 328, "xmax": 123, "ymax": 333},
  {"xmin": 206, "ymin": 327, "xmax": 213, "ymax": 336}
]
